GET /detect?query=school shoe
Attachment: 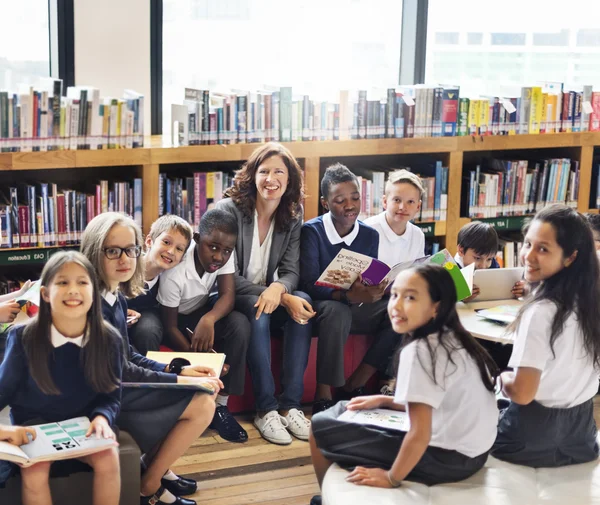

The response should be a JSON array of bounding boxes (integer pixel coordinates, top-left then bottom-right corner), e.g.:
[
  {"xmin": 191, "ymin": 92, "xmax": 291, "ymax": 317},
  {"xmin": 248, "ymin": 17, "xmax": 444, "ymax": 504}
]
[
  {"xmin": 309, "ymin": 496, "xmax": 322, "ymax": 505},
  {"xmin": 254, "ymin": 411, "xmax": 293, "ymax": 445},
  {"xmin": 334, "ymin": 386, "xmax": 367, "ymax": 402},
  {"xmin": 161, "ymin": 475, "xmax": 198, "ymax": 497},
  {"xmin": 209, "ymin": 405, "xmax": 248, "ymax": 443},
  {"xmin": 311, "ymin": 399, "xmax": 335, "ymax": 416},
  {"xmin": 140, "ymin": 486, "xmax": 196, "ymax": 505},
  {"xmin": 284, "ymin": 408, "xmax": 311, "ymax": 441}
]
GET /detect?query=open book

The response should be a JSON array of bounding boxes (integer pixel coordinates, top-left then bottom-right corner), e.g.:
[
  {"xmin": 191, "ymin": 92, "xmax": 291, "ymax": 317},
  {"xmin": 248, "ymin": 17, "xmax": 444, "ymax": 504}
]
[
  {"xmin": 0, "ymin": 280, "xmax": 41, "ymax": 333},
  {"xmin": 0, "ymin": 417, "xmax": 117, "ymax": 467},
  {"xmin": 475, "ymin": 305, "xmax": 521, "ymax": 325},
  {"xmin": 337, "ymin": 408, "xmax": 410, "ymax": 432},
  {"xmin": 315, "ymin": 249, "xmax": 474, "ymax": 301}
]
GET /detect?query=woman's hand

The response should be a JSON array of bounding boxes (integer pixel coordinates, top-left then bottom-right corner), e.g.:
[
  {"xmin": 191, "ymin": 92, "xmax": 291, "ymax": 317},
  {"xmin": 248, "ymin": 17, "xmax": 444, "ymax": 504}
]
[
  {"xmin": 0, "ymin": 425, "xmax": 36, "ymax": 446},
  {"xmin": 190, "ymin": 315, "xmax": 215, "ymax": 352},
  {"xmin": 281, "ymin": 294, "xmax": 316, "ymax": 325},
  {"xmin": 177, "ymin": 375, "xmax": 223, "ymax": 394},
  {"xmin": 346, "ymin": 394, "xmax": 387, "ymax": 411},
  {"xmin": 254, "ymin": 283, "xmax": 286, "ymax": 319},
  {"xmin": 126, "ymin": 309, "xmax": 141, "ymax": 327},
  {"xmin": 86, "ymin": 416, "xmax": 116, "ymax": 440},
  {"xmin": 0, "ymin": 301, "xmax": 21, "ymax": 324},
  {"xmin": 346, "ymin": 467, "xmax": 394, "ymax": 488}
]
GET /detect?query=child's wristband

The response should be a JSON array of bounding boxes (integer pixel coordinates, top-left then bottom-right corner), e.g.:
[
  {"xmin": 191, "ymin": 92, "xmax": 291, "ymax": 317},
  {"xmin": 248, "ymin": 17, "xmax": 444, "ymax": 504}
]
[{"xmin": 387, "ymin": 470, "xmax": 402, "ymax": 488}]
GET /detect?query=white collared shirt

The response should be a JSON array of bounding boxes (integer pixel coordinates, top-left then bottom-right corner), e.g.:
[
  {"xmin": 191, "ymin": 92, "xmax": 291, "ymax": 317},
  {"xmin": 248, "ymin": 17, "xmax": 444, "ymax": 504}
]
[
  {"xmin": 157, "ymin": 243, "xmax": 235, "ymax": 315},
  {"xmin": 364, "ymin": 212, "xmax": 425, "ymax": 266},
  {"xmin": 323, "ymin": 212, "xmax": 360, "ymax": 246},
  {"xmin": 246, "ymin": 211, "xmax": 275, "ymax": 286},
  {"xmin": 51, "ymin": 324, "xmax": 85, "ymax": 348},
  {"xmin": 145, "ymin": 276, "xmax": 159, "ymax": 290},
  {"xmin": 454, "ymin": 252, "xmax": 464, "ymax": 268}
]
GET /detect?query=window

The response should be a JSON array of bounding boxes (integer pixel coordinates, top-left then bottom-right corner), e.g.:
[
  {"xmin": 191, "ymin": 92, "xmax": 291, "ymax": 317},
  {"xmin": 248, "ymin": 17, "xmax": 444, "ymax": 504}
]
[
  {"xmin": 0, "ymin": 1, "xmax": 51, "ymax": 88},
  {"xmin": 162, "ymin": 0, "xmax": 403, "ymax": 135},
  {"xmin": 435, "ymin": 32, "xmax": 459, "ymax": 45},
  {"xmin": 425, "ymin": 0, "xmax": 600, "ymax": 97}
]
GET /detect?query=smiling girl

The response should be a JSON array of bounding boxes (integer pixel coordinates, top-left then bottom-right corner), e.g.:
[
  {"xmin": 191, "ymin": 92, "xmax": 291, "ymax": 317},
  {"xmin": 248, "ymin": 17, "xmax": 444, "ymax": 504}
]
[{"xmin": 492, "ymin": 204, "xmax": 600, "ymax": 467}]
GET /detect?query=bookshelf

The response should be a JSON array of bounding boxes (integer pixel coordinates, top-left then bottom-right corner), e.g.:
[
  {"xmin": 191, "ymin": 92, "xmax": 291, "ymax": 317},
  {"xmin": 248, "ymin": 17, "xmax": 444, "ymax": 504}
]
[{"xmin": 1, "ymin": 132, "xmax": 600, "ymax": 265}]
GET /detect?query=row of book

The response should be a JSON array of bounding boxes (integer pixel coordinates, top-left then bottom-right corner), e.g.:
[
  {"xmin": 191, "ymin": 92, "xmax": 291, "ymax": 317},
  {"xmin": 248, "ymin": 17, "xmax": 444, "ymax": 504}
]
[
  {"xmin": 465, "ymin": 158, "xmax": 579, "ymax": 219},
  {"xmin": 357, "ymin": 162, "xmax": 449, "ymax": 222},
  {"xmin": 171, "ymin": 83, "xmax": 600, "ymax": 146},
  {"xmin": 0, "ymin": 79, "xmax": 144, "ymax": 152},
  {"xmin": 496, "ymin": 239, "xmax": 524, "ymax": 269},
  {"xmin": 0, "ymin": 181, "xmax": 142, "ymax": 248}
]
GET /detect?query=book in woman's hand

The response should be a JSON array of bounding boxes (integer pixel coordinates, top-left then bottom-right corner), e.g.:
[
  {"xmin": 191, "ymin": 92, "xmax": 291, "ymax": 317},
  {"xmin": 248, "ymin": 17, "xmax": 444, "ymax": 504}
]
[{"xmin": 0, "ymin": 417, "xmax": 117, "ymax": 467}]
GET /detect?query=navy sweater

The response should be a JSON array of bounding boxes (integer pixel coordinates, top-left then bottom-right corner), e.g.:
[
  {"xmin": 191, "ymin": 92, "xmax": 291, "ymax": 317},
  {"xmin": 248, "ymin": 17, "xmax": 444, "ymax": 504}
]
[
  {"xmin": 0, "ymin": 325, "xmax": 123, "ymax": 427},
  {"xmin": 127, "ymin": 278, "xmax": 160, "ymax": 312},
  {"xmin": 101, "ymin": 292, "xmax": 176, "ymax": 384},
  {"xmin": 300, "ymin": 216, "xmax": 379, "ymax": 300}
]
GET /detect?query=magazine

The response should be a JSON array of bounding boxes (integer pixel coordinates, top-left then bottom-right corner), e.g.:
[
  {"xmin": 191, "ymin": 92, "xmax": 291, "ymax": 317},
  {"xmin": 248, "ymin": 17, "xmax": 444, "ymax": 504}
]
[
  {"xmin": 0, "ymin": 417, "xmax": 117, "ymax": 467},
  {"xmin": 475, "ymin": 304, "xmax": 521, "ymax": 325},
  {"xmin": 337, "ymin": 408, "xmax": 410, "ymax": 432},
  {"xmin": 315, "ymin": 248, "xmax": 473, "ymax": 301}
]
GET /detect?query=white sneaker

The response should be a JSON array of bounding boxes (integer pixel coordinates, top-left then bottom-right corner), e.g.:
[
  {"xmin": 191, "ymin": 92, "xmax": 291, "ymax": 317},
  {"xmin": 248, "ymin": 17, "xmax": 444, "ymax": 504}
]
[
  {"xmin": 254, "ymin": 411, "xmax": 292, "ymax": 445},
  {"xmin": 284, "ymin": 408, "xmax": 311, "ymax": 441}
]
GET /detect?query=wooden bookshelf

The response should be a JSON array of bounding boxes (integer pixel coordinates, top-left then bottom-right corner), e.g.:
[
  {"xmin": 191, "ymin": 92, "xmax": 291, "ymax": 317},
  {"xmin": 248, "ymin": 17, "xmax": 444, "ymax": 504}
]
[{"xmin": 1, "ymin": 132, "xmax": 599, "ymax": 260}]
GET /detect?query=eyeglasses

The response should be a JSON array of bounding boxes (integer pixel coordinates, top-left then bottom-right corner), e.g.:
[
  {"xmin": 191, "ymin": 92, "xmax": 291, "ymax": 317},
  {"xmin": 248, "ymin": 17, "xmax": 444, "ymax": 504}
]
[{"xmin": 102, "ymin": 246, "xmax": 141, "ymax": 260}]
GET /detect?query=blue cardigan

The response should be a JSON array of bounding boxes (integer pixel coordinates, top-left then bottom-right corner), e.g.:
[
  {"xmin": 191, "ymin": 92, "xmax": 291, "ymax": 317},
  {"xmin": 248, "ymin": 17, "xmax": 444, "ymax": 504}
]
[{"xmin": 0, "ymin": 324, "xmax": 123, "ymax": 427}]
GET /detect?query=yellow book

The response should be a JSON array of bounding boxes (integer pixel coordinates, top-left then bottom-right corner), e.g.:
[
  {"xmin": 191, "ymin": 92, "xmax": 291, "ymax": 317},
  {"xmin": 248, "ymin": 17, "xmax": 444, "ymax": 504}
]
[
  {"xmin": 540, "ymin": 93, "xmax": 548, "ymax": 133},
  {"xmin": 468, "ymin": 99, "xmax": 480, "ymax": 135},
  {"xmin": 529, "ymin": 87, "xmax": 543, "ymax": 134},
  {"xmin": 206, "ymin": 172, "xmax": 215, "ymax": 199},
  {"xmin": 546, "ymin": 94, "xmax": 558, "ymax": 133},
  {"xmin": 146, "ymin": 351, "xmax": 226, "ymax": 377},
  {"xmin": 479, "ymin": 99, "xmax": 490, "ymax": 135}
]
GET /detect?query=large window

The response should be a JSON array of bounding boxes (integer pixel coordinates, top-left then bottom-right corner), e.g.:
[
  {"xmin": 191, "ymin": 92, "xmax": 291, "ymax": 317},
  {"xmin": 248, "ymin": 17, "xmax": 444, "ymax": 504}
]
[
  {"xmin": 425, "ymin": 0, "xmax": 600, "ymax": 97},
  {"xmin": 0, "ymin": 1, "xmax": 51, "ymax": 88},
  {"xmin": 162, "ymin": 0, "xmax": 403, "ymax": 135}
]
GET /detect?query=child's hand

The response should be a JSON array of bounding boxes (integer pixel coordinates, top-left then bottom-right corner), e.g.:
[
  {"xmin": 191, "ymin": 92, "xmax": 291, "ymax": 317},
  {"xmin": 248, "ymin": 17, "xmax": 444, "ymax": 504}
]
[
  {"xmin": 126, "ymin": 309, "xmax": 141, "ymax": 327},
  {"xmin": 0, "ymin": 425, "xmax": 36, "ymax": 446},
  {"xmin": 282, "ymin": 294, "xmax": 316, "ymax": 325},
  {"xmin": 190, "ymin": 315, "xmax": 215, "ymax": 352},
  {"xmin": 0, "ymin": 301, "xmax": 21, "ymax": 324},
  {"xmin": 86, "ymin": 416, "xmax": 116, "ymax": 440},
  {"xmin": 177, "ymin": 375, "xmax": 223, "ymax": 393},
  {"xmin": 346, "ymin": 395, "xmax": 386, "ymax": 411},
  {"xmin": 512, "ymin": 280, "xmax": 525, "ymax": 299},
  {"xmin": 346, "ymin": 467, "xmax": 395, "ymax": 488},
  {"xmin": 462, "ymin": 284, "xmax": 480, "ymax": 303},
  {"xmin": 15, "ymin": 280, "xmax": 33, "ymax": 297},
  {"xmin": 347, "ymin": 275, "xmax": 387, "ymax": 304}
]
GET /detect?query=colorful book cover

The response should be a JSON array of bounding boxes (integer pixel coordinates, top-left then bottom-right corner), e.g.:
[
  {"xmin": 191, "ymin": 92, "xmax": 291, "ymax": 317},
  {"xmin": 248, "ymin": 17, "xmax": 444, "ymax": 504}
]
[
  {"xmin": 337, "ymin": 408, "xmax": 409, "ymax": 432},
  {"xmin": 475, "ymin": 304, "xmax": 521, "ymax": 325}
]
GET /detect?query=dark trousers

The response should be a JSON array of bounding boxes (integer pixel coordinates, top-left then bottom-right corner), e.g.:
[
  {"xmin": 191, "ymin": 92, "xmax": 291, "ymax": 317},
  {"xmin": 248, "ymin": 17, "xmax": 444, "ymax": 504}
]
[
  {"xmin": 312, "ymin": 298, "xmax": 399, "ymax": 387},
  {"xmin": 312, "ymin": 402, "xmax": 489, "ymax": 486},
  {"xmin": 128, "ymin": 308, "xmax": 164, "ymax": 356},
  {"xmin": 235, "ymin": 291, "xmax": 313, "ymax": 411},
  {"xmin": 176, "ymin": 298, "xmax": 250, "ymax": 396}
]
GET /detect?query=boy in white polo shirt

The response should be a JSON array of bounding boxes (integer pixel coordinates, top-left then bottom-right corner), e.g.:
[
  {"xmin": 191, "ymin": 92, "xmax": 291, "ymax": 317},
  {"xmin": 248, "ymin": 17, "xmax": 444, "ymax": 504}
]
[
  {"xmin": 158, "ymin": 208, "xmax": 251, "ymax": 443},
  {"xmin": 365, "ymin": 169, "xmax": 425, "ymax": 266}
]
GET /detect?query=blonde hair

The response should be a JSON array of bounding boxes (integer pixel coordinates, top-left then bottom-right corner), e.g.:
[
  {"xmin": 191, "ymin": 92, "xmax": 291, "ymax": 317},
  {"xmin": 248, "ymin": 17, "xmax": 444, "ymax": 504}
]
[
  {"xmin": 80, "ymin": 212, "xmax": 145, "ymax": 298},
  {"xmin": 385, "ymin": 169, "xmax": 425, "ymax": 198},
  {"xmin": 148, "ymin": 214, "xmax": 193, "ymax": 245}
]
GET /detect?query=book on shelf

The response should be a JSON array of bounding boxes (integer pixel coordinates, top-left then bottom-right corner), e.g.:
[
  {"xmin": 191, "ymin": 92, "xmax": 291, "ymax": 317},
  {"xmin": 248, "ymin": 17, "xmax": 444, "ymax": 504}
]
[
  {"xmin": 0, "ymin": 80, "xmax": 144, "ymax": 152},
  {"xmin": 0, "ymin": 417, "xmax": 117, "ymax": 467}
]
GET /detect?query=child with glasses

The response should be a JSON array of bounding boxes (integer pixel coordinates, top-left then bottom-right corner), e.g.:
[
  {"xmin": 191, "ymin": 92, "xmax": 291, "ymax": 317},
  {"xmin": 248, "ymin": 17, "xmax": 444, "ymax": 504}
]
[{"xmin": 81, "ymin": 212, "xmax": 222, "ymax": 505}]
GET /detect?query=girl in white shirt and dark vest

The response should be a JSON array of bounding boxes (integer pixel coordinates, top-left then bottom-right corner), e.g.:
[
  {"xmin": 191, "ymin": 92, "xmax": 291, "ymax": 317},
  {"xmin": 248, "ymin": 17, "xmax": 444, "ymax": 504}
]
[
  {"xmin": 309, "ymin": 264, "xmax": 499, "ymax": 498},
  {"xmin": 493, "ymin": 204, "xmax": 600, "ymax": 467}
]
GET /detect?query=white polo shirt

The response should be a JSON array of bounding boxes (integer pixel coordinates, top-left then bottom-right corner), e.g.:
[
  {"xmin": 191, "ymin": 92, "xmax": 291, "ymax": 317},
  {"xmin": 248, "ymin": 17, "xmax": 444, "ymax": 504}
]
[
  {"xmin": 364, "ymin": 212, "xmax": 425, "ymax": 266},
  {"xmin": 323, "ymin": 211, "xmax": 360, "ymax": 246},
  {"xmin": 394, "ymin": 331, "xmax": 498, "ymax": 458},
  {"xmin": 508, "ymin": 300, "xmax": 599, "ymax": 408},
  {"xmin": 157, "ymin": 243, "xmax": 235, "ymax": 315}
]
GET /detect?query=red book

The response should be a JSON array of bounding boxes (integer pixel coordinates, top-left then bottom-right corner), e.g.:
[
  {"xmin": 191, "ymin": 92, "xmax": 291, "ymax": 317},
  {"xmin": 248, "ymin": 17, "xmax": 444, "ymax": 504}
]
[
  {"xmin": 56, "ymin": 194, "xmax": 66, "ymax": 246},
  {"xmin": 18, "ymin": 205, "xmax": 30, "ymax": 247}
]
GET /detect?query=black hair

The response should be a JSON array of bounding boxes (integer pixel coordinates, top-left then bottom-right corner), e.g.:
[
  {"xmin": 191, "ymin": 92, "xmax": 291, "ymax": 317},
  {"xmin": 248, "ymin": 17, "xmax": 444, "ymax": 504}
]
[
  {"xmin": 320, "ymin": 163, "xmax": 359, "ymax": 200},
  {"xmin": 394, "ymin": 264, "xmax": 499, "ymax": 392},
  {"xmin": 198, "ymin": 208, "xmax": 238, "ymax": 238},
  {"xmin": 584, "ymin": 212, "xmax": 600, "ymax": 235},
  {"xmin": 511, "ymin": 205, "xmax": 600, "ymax": 364},
  {"xmin": 457, "ymin": 221, "xmax": 499, "ymax": 256}
]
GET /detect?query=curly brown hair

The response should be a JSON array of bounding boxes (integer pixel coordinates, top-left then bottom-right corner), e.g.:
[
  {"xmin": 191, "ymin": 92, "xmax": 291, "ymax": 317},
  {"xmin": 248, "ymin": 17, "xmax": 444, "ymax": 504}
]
[{"xmin": 224, "ymin": 142, "xmax": 304, "ymax": 231}]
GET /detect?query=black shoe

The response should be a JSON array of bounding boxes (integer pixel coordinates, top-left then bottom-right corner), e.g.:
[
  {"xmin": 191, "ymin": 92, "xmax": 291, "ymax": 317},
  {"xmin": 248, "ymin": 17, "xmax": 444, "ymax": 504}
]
[
  {"xmin": 334, "ymin": 386, "xmax": 367, "ymax": 402},
  {"xmin": 161, "ymin": 475, "xmax": 197, "ymax": 497},
  {"xmin": 209, "ymin": 405, "xmax": 248, "ymax": 443},
  {"xmin": 310, "ymin": 495, "xmax": 322, "ymax": 505},
  {"xmin": 140, "ymin": 486, "xmax": 196, "ymax": 505},
  {"xmin": 312, "ymin": 399, "xmax": 335, "ymax": 416}
]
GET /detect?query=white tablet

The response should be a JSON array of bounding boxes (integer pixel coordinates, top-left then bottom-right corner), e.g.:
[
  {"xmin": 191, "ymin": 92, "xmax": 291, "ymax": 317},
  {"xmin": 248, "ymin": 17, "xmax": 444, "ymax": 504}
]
[{"xmin": 473, "ymin": 267, "xmax": 524, "ymax": 302}]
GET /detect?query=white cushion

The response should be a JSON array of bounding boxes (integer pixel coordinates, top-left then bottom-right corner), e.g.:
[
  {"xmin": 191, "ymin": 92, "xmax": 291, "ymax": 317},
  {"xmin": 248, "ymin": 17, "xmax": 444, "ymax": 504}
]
[{"xmin": 322, "ymin": 451, "xmax": 600, "ymax": 505}]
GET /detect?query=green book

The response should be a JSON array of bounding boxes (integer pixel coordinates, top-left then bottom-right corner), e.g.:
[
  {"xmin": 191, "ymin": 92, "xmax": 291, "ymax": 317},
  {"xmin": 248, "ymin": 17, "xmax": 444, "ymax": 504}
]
[{"xmin": 429, "ymin": 249, "xmax": 474, "ymax": 301}]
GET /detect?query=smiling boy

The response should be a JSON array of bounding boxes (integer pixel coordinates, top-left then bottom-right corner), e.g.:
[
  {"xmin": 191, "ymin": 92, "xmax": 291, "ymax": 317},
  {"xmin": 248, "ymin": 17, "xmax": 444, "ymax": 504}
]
[{"xmin": 158, "ymin": 208, "xmax": 251, "ymax": 443}]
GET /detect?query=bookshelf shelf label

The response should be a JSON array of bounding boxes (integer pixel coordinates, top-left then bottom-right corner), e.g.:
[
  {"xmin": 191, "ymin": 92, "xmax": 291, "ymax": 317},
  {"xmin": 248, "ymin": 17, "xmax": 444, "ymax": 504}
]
[
  {"xmin": 0, "ymin": 248, "xmax": 69, "ymax": 266},
  {"xmin": 415, "ymin": 223, "xmax": 435, "ymax": 237},
  {"xmin": 481, "ymin": 215, "xmax": 530, "ymax": 231}
]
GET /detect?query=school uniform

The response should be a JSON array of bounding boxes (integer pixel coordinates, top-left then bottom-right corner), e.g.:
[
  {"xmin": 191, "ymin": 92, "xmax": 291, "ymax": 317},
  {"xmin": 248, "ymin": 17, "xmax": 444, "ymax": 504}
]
[
  {"xmin": 492, "ymin": 300, "xmax": 599, "ymax": 467},
  {"xmin": 157, "ymin": 243, "xmax": 250, "ymax": 396},
  {"xmin": 454, "ymin": 253, "xmax": 500, "ymax": 269},
  {"xmin": 127, "ymin": 275, "xmax": 163, "ymax": 355},
  {"xmin": 102, "ymin": 291, "xmax": 196, "ymax": 454},
  {"xmin": 217, "ymin": 198, "xmax": 312, "ymax": 412},
  {"xmin": 312, "ymin": 330, "xmax": 497, "ymax": 485},
  {"xmin": 300, "ymin": 213, "xmax": 399, "ymax": 387},
  {"xmin": 364, "ymin": 212, "xmax": 425, "ymax": 266}
]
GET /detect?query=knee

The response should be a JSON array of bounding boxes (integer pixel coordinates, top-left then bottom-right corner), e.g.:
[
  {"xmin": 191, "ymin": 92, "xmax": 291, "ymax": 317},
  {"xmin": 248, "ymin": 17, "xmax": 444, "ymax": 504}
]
[
  {"xmin": 235, "ymin": 295, "xmax": 260, "ymax": 317},
  {"xmin": 187, "ymin": 392, "xmax": 216, "ymax": 421},
  {"xmin": 20, "ymin": 461, "xmax": 52, "ymax": 488},
  {"xmin": 86, "ymin": 447, "xmax": 120, "ymax": 475},
  {"xmin": 317, "ymin": 301, "xmax": 351, "ymax": 326}
]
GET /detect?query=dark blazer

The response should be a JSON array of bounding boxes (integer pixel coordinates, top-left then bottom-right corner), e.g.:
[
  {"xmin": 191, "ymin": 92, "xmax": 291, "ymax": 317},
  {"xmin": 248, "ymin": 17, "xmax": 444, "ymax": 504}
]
[{"xmin": 216, "ymin": 198, "xmax": 302, "ymax": 296}]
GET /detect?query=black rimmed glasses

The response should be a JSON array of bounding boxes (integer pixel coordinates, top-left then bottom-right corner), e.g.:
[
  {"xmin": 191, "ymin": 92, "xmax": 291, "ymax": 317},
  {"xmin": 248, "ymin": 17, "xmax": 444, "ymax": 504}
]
[{"xmin": 102, "ymin": 246, "xmax": 142, "ymax": 260}]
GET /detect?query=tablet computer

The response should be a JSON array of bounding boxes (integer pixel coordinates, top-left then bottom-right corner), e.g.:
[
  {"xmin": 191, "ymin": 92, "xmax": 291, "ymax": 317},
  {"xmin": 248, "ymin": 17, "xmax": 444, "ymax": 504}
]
[{"xmin": 473, "ymin": 267, "xmax": 524, "ymax": 302}]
